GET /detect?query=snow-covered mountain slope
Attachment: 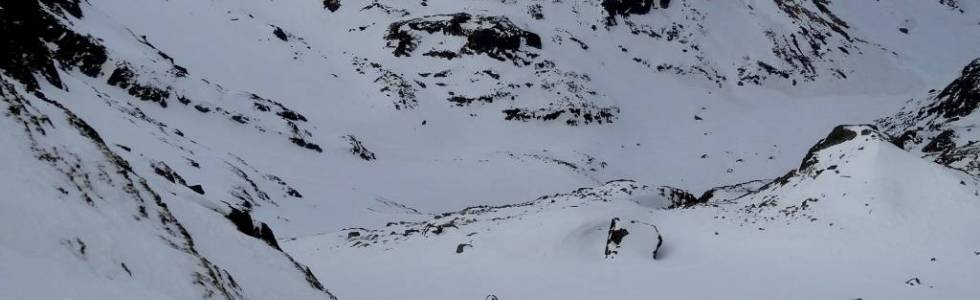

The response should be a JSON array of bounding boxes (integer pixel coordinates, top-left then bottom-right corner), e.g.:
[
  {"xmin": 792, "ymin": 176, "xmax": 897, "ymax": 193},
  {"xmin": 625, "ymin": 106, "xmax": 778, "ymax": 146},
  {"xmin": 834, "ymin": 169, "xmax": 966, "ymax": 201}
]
[
  {"xmin": 0, "ymin": 77, "xmax": 334, "ymax": 299},
  {"xmin": 880, "ymin": 58, "xmax": 980, "ymax": 176},
  {"xmin": 286, "ymin": 124, "xmax": 980, "ymax": 299},
  {"xmin": 2, "ymin": 0, "xmax": 980, "ymax": 298},
  {"xmin": 37, "ymin": 0, "xmax": 975, "ymax": 235},
  {"xmin": 0, "ymin": 2, "xmax": 334, "ymax": 299}
]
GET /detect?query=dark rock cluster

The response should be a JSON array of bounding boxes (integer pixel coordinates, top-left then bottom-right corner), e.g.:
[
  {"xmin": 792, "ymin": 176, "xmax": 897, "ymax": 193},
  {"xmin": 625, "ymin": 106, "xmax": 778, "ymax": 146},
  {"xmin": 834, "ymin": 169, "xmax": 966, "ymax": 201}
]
[
  {"xmin": 879, "ymin": 59, "xmax": 980, "ymax": 175},
  {"xmin": 0, "ymin": 0, "xmax": 107, "ymax": 90},
  {"xmin": 385, "ymin": 13, "xmax": 542, "ymax": 65},
  {"xmin": 344, "ymin": 135, "xmax": 377, "ymax": 161},
  {"xmin": 602, "ymin": 0, "xmax": 671, "ymax": 26}
]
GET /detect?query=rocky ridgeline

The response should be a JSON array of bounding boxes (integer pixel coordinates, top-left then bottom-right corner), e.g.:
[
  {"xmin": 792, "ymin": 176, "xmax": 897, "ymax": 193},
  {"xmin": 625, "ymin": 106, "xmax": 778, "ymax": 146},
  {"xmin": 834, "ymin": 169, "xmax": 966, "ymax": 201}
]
[{"xmin": 879, "ymin": 58, "xmax": 980, "ymax": 176}]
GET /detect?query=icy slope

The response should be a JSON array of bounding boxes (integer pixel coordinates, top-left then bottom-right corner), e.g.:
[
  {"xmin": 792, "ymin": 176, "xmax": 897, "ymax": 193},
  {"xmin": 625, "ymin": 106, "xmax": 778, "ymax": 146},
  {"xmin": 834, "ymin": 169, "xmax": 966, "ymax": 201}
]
[{"xmin": 286, "ymin": 124, "xmax": 980, "ymax": 299}]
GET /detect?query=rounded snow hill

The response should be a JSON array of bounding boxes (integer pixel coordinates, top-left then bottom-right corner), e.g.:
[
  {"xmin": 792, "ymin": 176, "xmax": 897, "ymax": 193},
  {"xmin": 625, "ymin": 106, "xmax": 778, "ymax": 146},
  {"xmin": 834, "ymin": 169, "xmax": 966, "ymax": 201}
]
[{"xmin": 286, "ymin": 125, "xmax": 980, "ymax": 300}]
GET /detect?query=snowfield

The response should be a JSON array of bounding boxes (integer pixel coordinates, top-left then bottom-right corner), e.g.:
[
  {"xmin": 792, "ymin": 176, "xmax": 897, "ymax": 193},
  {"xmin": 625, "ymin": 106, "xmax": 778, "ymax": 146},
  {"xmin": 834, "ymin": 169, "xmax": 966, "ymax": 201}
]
[
  {"xmin": 1, "ymin": 0, "xmax": 979, "ymax": 299},
  {"xmin": 286, "ymin": 125, "xmax": 980, "ymax": 299}
]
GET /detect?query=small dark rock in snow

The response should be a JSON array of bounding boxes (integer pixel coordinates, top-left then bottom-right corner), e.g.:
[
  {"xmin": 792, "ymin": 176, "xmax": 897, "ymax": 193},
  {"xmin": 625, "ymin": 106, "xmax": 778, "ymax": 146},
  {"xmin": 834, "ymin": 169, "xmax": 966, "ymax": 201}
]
[
  {"xmin": 323, "ymin": 0, "xmax": 341, "ymax": 12},
  {"xmin": 905, "ymin": 277, "xmax": 921, "ymax": 286},
  {"xmin": 187, "ymin": 184, "xmax": 205, "ymax": 195},
  {"xmin": 272, "ymin": 26, "xmax": 289, "ymax": 41},
  {"xmin": 652, "ymin": 225, "xmax": 663, "ymax": 260},
  {"xmin": 344, "ymin": 135, "xmax": 377, "ymax": 161},
  {"xmin": 604, "ymin": 217, "xmax": 629, "ymax": 258}
]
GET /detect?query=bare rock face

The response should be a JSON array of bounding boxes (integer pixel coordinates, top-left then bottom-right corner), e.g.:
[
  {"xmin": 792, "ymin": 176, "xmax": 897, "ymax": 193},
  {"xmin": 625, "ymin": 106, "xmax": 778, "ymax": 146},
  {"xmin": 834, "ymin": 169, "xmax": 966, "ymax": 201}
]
[
  {"xmin": 604, "ymin": 217, "xmax": 630, "ymax": 258},
  {"xmin": 0, "ymin": 0, "xmax": 107, "ymax": 91},
  {"xmin": 226, "ymin": 207, "xmax": 282, "ymax": 251},
  {"xmin": 384, "ymin": 13, "xmax": 542, "ymax": 66}
]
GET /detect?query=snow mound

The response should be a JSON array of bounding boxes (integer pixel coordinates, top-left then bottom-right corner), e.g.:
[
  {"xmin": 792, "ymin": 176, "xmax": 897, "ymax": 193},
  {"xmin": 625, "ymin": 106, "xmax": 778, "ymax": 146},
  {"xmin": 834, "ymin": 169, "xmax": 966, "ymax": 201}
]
[
  {"xmin": 286, "ymin": 124, "xmax": 980, "ymax": 299},
  {"xmin": 732, "ymin": 124, "xmax": 980, "ymax": 230}
]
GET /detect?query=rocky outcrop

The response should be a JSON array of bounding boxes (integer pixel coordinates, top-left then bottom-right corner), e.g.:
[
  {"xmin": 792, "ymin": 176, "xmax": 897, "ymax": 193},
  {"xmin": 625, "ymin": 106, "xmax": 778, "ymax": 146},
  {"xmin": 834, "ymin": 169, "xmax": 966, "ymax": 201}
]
[
  {"xmin": 323, "ymin": 0, "xmax": 341, "ymax": 12},
  {"xmin": 879, "ymin": 59, "xmax": 980, "ymax": 175},
  {"xmin": 602, "ymin": 0, "xmax": 671, "ymax": 25},
  {"xmin": 0, "ymin": 0, "xmax": 107, "ymax": 90},
  {"xmin": 344, "ymin": 135, "xmax": 377, "ymax": 161},
  {"xmin": 226, "ymin": 207, "xmax": 282, "ymax": 250},
  {"xmin": 385, "ymin": 13, "xmax": 542, "ymax": 66},
  {"xmin": 658, "ymin": 186, "xmax": 702, "ymax": 208},
  {"xmin": 604, "ymin": 217, "xmax": 630, "ymax": 258}
]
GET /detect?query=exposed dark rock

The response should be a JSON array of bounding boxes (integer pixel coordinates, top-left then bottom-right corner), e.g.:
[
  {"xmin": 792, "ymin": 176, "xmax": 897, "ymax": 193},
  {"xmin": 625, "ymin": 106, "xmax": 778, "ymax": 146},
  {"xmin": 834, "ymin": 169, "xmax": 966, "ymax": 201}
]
[
  {"xmin": 929, "ymin": 59, "xmax": 980, "ymax": 119},
  {"xmin": 503, "ymin": 103, "xmax": 618, "ymax": 126},
  {"xmin": 878, "ymin": 59, "xmax": 980, "ymax": 175},
  {"xmin": 152, "ymin": 161, "xmax": 188, "ymax": 186},
  {"xmin": 0, "ymin": 0, "xmax": 107, "ymax": 91},
  {"xmin": 272, "ymin": 26, "xmax": 289, "ymax": 41},
  {"xmin": 385, "ymin": 13, "xmax": 541, "ymax": 65},
  {"xmin": 188, "ymin": 185, "xmax": 206, "ymax": 195},
  {"xmin": 2, "ymin": 78, "xmax": 248, "ymax": 299},
  {"xmin": 448, "ymin": 91, "xmax": 511, "ymax": 106},
  {"xmin": 651, "ymin": 224, "xmax": 663, "ymax": 260},
  {"xmin": 344, "ymin": 135, "xmax": 376, "ymax": 161},
  {"xmin": 528, "ymin": 4, "xmax": 544, "ymax": 20},
  {"xmin": 226, "ymin": 207, "xmax": 281, "ymax": 250},
  {"xmin": 604, "ymin": 217, "xmax": 629, "ymax": 258},
  {"xmin": 352, "ymin": 57, "xmax": 417, "ymax": 110},
  {"xmin": 290, "ymin": 137, "xmax": 324, "ymax": 152},
  {"xmin": 602, "ymin": 0, "xmax": 671, "ymax": 26},
  {"xmin": 323, "ymin": 0, "xmax": 341, "ymax": 12},
  {"xmin": 248, "ymin": 93, "xmax": 308, "ymax": 122},
  {"xmin": 659, "ymin": 186, "xmax": 702, "ymax": 208},
  {"xmin": 800, "ymin": 125, "xmax": 859, "ymax": 170},
  {"xmin": 905, "ymin": 277, "xmax": 921, "ymax": 286},
  {"xmin": 602, "ymin": 0, "xmax": 653, "ymax": 25},
  {"xmin": 921, "ymin": 130, "xmax": 956, "ymax": 153},
  {"xmin": 107, "ymin": 65, "xmax": 171, "ymax": 108}
]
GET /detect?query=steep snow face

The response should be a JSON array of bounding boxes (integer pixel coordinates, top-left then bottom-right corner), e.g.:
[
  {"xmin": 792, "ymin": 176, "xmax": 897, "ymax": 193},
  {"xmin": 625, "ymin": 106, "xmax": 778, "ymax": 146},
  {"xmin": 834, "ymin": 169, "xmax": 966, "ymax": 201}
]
[
  {"xmin": 286, "ymin": 124, "xmax": 980, "ymax": 300},
  {"xmin": 0, "ymin": 80, "xmax": 335, "ymax": 299},
  {"xmin": 0, "ymin": 2, "xmax": 335, "ymax": 299},
  {"xmin": 880, "ymin": 59, "xmax": 980, "ymax": 176}
]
